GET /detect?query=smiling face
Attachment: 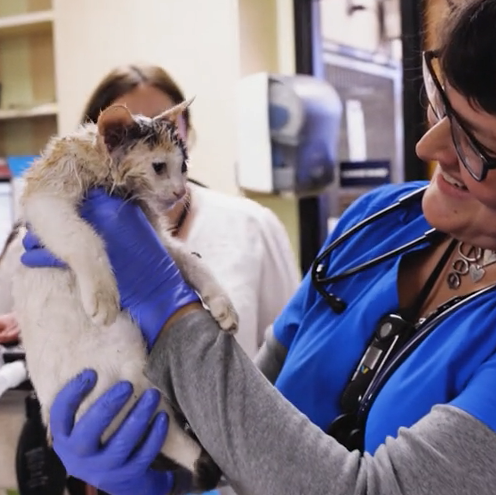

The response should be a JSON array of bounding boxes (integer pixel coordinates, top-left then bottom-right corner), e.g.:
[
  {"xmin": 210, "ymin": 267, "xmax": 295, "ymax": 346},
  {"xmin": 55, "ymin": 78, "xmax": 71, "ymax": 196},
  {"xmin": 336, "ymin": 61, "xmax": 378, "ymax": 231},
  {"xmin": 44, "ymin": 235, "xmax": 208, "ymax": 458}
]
[{"xmin": 417, "ymin": 73, "xmax": 496, "ymax": 250}]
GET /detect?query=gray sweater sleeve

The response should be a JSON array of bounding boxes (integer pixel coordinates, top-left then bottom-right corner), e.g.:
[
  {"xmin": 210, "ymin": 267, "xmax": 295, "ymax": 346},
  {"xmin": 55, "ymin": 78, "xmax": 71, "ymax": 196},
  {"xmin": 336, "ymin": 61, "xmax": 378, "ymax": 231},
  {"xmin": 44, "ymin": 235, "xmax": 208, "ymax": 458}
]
[
  {"xmin": 252, "ymin": 325, "xmax": 287, "ymax": 384},
  {"xmin": 145, "ymin": 310, "xmax": 496, "ymax": 495}
]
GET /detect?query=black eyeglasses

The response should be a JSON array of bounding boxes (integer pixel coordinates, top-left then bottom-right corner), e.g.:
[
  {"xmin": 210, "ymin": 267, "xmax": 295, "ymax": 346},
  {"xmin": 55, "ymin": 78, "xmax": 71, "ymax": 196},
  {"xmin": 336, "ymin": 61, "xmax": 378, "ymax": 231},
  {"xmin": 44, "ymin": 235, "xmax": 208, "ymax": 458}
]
[{"xmin": 423, "ymin": 50, "xmax": 496, "ymax": 182}]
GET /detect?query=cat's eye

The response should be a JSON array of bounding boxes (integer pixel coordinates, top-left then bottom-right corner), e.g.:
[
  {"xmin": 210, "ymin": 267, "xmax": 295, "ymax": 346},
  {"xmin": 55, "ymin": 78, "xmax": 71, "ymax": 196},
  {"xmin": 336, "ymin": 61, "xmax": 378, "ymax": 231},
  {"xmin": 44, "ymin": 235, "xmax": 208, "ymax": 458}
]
[
  {"xmin": 152, "ymin": 162, "xmax": 166, "ymax": 174},
  {"xmin": 181, "ymin": 161, "xmax": 188, "ymax": 174}
]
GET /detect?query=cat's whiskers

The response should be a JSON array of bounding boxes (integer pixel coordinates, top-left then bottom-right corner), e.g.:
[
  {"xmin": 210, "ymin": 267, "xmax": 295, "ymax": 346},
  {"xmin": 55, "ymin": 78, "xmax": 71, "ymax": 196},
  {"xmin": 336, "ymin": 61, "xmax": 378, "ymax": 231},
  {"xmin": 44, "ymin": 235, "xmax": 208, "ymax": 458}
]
[
  {"xmin": 69, "ymin": 160, "xmax": 84, "ymax": 192},
  {"xmin": 113, "ymin": 192, "xmax": 141, "ymax": 217},
  {"xmin": 182, "ymin": 193, "xmax": 191, "ymax": 212},
  {"xmin": 108, "ymin": 181, "xmax": 118, "ymax": 196}
]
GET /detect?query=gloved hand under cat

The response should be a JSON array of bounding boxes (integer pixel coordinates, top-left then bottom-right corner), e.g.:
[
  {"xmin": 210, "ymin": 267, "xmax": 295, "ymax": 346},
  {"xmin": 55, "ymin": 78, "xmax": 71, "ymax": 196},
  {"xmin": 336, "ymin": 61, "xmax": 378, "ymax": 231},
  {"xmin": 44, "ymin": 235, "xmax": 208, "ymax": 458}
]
[
  {"xmin": 50, "ymin": 368, "xmax": 182, "ymax": 495},
  {"xmin": 20, "ymin": 188, "xmax": 200, "ymax": 348}
]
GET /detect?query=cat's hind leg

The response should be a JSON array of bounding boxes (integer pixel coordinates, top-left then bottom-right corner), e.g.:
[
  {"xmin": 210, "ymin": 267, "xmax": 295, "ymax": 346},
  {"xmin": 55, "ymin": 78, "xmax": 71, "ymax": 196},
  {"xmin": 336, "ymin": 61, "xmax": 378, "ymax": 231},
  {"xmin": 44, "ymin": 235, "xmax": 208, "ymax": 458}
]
[{"xmin": 159, "ymin": 407, "xmax": 222, "ymax": 491}]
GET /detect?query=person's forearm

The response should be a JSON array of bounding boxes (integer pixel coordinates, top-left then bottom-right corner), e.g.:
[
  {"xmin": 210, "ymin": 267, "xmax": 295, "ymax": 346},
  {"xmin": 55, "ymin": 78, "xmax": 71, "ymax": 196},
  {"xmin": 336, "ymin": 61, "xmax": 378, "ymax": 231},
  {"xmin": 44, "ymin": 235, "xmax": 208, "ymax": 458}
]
[
  {"xmin": 164, "ymin": 305, "xmax": 287, "ymax": 385},
  {"xmin": 145, "ymin": 309, "xmax": 496, "ymax": 495}
]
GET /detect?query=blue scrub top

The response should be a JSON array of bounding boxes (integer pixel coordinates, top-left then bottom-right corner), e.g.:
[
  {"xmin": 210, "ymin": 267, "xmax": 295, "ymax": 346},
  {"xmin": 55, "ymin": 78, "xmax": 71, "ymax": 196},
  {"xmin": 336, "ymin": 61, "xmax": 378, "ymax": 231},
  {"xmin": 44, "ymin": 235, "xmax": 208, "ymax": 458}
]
[{"xmin": 273, "ymin": 181, "xmax": 496, "ymax": 454}]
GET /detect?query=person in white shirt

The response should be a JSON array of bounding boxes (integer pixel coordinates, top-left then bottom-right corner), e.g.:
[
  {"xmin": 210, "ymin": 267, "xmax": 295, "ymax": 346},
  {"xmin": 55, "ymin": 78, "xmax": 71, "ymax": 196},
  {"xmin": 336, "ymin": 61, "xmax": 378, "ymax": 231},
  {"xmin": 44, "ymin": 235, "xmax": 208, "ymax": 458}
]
[{"xmin": 181, "ymin": 182, "xmax": 299, "ymax": 357}]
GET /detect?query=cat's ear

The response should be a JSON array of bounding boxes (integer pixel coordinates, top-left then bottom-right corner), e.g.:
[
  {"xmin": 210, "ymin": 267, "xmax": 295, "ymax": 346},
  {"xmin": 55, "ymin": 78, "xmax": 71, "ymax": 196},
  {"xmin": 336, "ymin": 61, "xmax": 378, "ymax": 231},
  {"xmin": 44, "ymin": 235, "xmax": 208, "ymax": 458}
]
[
  {"xmin": 97, "ymin": 104, "xmax": 135, "ymax": 152},
  {"xmin": 155, "ymin": 97, "xmax": 195, "ymax": 125}
]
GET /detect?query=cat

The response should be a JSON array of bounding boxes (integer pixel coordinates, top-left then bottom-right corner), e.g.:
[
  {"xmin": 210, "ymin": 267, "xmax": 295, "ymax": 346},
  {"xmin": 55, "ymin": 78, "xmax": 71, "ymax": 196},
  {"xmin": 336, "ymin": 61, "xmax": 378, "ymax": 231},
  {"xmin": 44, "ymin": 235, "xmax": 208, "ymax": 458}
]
[{"xmin": 11, "ymin": 101, "xmax": 238, "ymax": 492}]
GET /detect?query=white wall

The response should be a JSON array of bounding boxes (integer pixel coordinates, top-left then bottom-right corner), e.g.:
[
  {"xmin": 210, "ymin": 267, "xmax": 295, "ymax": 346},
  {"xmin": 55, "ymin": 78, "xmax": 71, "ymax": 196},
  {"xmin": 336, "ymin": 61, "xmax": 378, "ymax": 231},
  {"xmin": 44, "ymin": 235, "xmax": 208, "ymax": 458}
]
[
  {"xmin": 53, "ymin": 0, "xmax": 294, "ymax": 197},
  {"xmin": 238, "ymin": 0, "xmax": 295, "ymax": 76},
  {"xmin": 53, "ymin": 0, "xmax": 298, "ymax": 195},
  {"xmin": 319, "ymin": 0, "xmax": 401, "ymax": 58},
  {"xmin": 52, "ymin": 0, "xmax": 301, "ymax": 256},
  {"xmin": 53, "ymin": 0, "xmax": 242, "ymax": 194}
]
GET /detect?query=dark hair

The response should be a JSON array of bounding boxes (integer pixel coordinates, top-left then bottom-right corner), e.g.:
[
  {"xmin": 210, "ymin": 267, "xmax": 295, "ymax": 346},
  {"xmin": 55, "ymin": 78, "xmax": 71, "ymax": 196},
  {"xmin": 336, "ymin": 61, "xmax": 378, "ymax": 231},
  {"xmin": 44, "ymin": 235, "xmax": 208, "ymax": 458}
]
[
  {"xmin": 80, "ymin": 64, "xmax": 192, "ymax": 131},
  {"xmin": 439, "ymin": 0, "xmax": 496, "ymax": 115}
]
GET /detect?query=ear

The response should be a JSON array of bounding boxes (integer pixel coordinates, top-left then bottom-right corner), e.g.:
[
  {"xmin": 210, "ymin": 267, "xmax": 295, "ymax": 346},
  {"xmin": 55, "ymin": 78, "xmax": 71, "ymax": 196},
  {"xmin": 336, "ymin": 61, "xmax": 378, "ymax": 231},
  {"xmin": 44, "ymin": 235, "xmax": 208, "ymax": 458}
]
[
  {"xmin": 154, "ymin": 96, "xmax": 195, "ymax": 125},
  {"xmin": 97, "ymin": 104, "xmax": 135, "ymax": 151}
]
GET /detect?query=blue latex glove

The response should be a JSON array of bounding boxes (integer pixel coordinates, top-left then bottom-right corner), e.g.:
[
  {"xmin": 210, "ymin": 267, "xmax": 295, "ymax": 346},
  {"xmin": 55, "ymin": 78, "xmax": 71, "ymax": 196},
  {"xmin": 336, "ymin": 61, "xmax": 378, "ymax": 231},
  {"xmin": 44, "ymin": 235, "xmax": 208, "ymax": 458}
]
[
  {"xmin": 21, "ymin": 188, "xmax": 200, "ymax": 348},
  {"xmin": 50, "ymin": 369, "xmax": 174, "ymax": 495}
]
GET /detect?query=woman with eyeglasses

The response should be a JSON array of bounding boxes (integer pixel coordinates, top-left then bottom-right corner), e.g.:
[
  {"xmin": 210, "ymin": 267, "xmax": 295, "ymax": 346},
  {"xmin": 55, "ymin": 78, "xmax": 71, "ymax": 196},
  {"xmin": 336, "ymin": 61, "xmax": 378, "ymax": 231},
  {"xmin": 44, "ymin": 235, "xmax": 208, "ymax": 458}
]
[{"xmin": 17, "ymin": 0, "xmax": 496, "ymax": 493}]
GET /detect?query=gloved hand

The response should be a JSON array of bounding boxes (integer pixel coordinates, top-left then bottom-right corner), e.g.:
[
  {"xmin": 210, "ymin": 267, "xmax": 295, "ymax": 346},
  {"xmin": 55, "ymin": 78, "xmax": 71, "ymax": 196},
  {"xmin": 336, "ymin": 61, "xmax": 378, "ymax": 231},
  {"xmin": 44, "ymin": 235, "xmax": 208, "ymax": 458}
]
[
  {"xmin": 21, "ymin": 188, "xmax": 200, "ymax": 348},
  {"xmin": 50, "ymin": 369, "xmax": 175, "ymax": 495}
]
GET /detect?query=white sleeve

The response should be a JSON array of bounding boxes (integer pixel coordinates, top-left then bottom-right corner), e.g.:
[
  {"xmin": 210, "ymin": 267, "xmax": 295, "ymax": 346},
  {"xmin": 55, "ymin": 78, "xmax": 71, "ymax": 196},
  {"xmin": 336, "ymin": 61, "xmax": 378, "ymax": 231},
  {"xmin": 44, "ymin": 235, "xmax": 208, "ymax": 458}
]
[
  {"xmin": 0, "ymin": 225, "xmax": 24, "ymax": 314},
  {"xmin": 255, "ymin": 207, "xmax": 301, "ymax": 348}
]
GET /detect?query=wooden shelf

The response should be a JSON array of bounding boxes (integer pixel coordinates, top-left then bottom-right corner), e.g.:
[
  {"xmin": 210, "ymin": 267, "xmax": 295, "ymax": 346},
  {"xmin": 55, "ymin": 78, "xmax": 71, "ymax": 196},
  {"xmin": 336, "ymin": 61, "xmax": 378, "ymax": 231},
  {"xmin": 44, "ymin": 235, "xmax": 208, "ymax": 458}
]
[
  {"xmin": 0, "ymin": 115, "xmax": 57, "ymax": 156},
  {"xmin": 0, "ymin": 10, "xmax": 53, "ymax": 38},
  {"xmin": 0, "ymin": 4, "xmax": 58, "ymax": 159},
  {"xmin": 0, "ymin": 103, "xmax": 57, "ymax": 121}
]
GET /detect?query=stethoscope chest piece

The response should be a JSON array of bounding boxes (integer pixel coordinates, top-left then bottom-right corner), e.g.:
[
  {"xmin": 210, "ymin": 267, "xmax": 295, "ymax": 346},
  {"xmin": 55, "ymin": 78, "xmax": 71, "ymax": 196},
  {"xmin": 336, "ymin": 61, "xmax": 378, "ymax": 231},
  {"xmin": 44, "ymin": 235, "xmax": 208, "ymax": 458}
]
[{"xmin": 376, "ymin": 313, "xmax": 414, "ymax": 341}]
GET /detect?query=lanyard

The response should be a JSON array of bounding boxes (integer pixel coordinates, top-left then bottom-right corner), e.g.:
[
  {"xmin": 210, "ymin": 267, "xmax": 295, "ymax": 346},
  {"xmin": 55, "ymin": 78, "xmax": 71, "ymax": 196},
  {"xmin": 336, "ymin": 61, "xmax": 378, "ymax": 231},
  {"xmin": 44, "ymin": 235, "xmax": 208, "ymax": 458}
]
[
  {"xmin": 326, "ymin": 237, "xmax": 496, "ymax": 452},
  {"xmin": 338, "ymin": 237, "xmax": 456, "ymax": 417}
]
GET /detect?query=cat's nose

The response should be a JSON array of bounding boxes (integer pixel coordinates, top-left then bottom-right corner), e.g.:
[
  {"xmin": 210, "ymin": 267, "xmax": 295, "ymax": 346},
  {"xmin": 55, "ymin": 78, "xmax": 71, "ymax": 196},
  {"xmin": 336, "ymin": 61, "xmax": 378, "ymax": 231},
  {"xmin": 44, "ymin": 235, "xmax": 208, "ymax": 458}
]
[{"xmin": 173, "ymin": 187, "xmax": 186, "ymax": 199}]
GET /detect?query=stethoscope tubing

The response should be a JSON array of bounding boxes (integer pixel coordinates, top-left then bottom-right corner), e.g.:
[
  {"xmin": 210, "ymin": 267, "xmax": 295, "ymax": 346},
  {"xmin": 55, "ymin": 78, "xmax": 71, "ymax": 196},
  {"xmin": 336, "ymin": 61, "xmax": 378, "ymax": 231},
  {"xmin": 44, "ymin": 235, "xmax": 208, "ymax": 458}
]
[
  {"xmin": 311, "ymin": 185, "xmax": 437, "ymax": 312},
  {"xmin": 310, "ymin": 183, "xmax": 496, "ymax": 431},
  {"xmin": 312, "ymin": 185, "xmax": 432, "ymax": 285}
]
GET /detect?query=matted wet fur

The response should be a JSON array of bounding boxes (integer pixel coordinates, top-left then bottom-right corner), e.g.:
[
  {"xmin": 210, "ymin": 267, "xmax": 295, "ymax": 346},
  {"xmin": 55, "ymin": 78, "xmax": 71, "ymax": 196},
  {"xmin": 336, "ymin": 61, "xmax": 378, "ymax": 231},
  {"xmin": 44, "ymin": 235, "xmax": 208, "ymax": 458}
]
[{"xmin": 11, "ymin": 101, "xmax": 237, "ymax": 492}]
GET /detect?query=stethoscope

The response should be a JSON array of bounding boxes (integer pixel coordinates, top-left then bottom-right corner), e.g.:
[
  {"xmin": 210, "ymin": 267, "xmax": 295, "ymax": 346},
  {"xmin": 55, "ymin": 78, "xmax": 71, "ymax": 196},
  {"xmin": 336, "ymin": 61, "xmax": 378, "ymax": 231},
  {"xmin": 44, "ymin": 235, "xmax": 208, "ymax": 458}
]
[
  {"xmin": 311, "ymin": 184, "xmax": 442, "ymax": 313},
  {"xmin": 311, "ymin": 183, "xmax": 496, "ymax": 451}
]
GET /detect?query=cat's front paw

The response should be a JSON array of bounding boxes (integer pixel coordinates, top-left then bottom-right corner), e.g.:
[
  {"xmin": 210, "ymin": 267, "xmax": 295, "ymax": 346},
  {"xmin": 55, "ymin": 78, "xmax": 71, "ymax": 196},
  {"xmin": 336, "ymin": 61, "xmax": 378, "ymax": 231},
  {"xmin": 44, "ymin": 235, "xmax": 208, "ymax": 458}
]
[
  {"xmin": 204, "ymin": 294, "xmax": 238, "ymax": 334},
  {"xmin": 79, "ymin": 272, "xmax": 120, "ymax": 327}
]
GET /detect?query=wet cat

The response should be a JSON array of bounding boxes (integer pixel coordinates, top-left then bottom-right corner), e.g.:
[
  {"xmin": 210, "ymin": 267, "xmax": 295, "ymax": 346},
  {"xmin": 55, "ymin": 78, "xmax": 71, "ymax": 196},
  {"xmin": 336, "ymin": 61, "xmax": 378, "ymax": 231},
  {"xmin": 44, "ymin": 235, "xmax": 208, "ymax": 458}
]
[{"xmin": 11, "ymin": 101, "xmax": 237, "ymax": 491}]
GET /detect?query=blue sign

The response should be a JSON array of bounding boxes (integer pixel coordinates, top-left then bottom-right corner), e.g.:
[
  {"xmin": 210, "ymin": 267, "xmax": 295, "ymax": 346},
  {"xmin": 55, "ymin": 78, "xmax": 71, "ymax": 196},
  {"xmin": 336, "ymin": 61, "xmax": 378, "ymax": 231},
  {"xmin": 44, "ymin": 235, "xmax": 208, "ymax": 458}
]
[{"xmin": 6, "ymin": 155, "xmax": 38, "ymax": 178}]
